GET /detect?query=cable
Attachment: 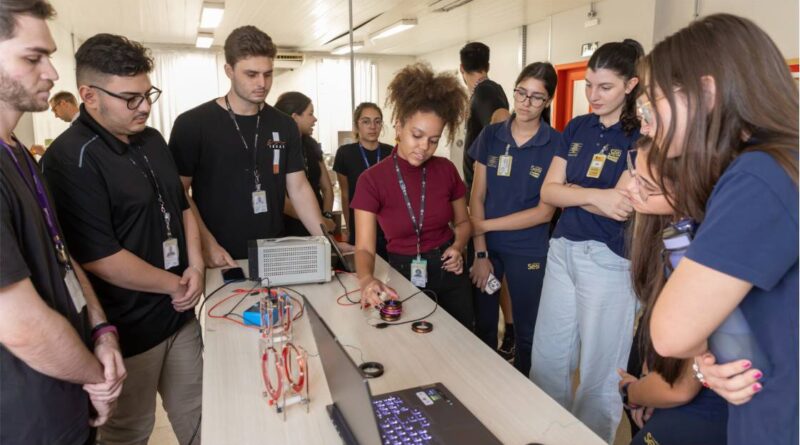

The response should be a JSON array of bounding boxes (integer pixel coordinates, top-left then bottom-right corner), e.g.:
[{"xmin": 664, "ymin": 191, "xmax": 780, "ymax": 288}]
[
  {"xmin": 334, "ymin": 271, "xmax": 361, "ymax": 304},
  {"xmin": 369, "ymin": 289, "xmax": 439, "ymax": 329}
]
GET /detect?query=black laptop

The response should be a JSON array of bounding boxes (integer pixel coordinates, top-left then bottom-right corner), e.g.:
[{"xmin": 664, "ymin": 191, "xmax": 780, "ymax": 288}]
[
  {"xmin": 306, "ymin": 302, "xmax": 502, "ymax": 445},
  {"xmin": 320, "ymin": 224, "xmax": 356, "ymax": 273}
]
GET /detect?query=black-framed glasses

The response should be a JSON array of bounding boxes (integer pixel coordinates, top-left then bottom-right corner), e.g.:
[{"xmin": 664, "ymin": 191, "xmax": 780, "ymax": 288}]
[
  {"xmin": 90, "ymin": 85, "xmax": 162, "ymax": 110},
  {"xmin": 513, "ymin": 88, "xmax": 548, "ymax": 107}
]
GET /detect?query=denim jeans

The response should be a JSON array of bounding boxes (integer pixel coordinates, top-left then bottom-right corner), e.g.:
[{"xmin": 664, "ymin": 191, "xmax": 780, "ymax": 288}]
[{"xmin": 530, "ymin": 237, "xmax": 637, "ymax": 444}]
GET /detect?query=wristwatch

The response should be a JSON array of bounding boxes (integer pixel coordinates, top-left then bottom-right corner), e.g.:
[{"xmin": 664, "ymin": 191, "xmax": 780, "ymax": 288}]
[
  {"xmin": 620, "ymin": 382, "xmax": 640, "ymax": 410},
  {"xmin": 322, "ymin": 211, "xmax": 334, "ymax": 219},
  {"xmin": 475, "ymin": 251, "xmax": 488, "ymax": 259}
]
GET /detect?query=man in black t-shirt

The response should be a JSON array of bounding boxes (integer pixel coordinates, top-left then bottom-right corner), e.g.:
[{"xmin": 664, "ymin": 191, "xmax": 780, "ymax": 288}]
[
  {"xmin": 43, "ymin": 34, "xmax": 204, "ymax": 445},
  {"xmin": 459, "ymin": 42, "xmax": 510, "ymax": 198},
  {"xmin": 170, "ymin": 26, "xmax": 333, "ymax": 265},
  {"xmin": 0, "ymin": 3, "xmax": 125, "ymax": 444}
]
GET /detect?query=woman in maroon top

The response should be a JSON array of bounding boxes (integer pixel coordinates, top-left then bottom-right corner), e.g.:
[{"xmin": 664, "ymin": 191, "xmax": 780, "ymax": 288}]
[{"xmin": 351, "ymin": 63, "xmax": 473, "ymax": 328}]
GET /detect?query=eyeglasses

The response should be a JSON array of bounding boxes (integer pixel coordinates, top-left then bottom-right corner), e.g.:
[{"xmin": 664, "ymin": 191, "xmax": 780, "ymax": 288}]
[
  {"xmin": 627, "ymin": 149, "xmax": 664, "ymax": 202},
  {"xmin": 635, "ymin": 92, "xmax": 668, "ymax": 127},
  {"xmin": 90, "ymin": 85, "xmax": 162, "ymax": 110},
  {"xmin": 513, "ymin": 88, "xmax": 548, "ymax": 107},
  {"xmin": 358, "ymin": 118, "xmax": 383, "ymax": 127}
]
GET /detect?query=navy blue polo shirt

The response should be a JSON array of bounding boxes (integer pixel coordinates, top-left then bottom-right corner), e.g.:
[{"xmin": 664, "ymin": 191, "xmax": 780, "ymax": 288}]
[
  {"xmin": 469, "ymin": 116, "xmax": 562, "ymax": 257},
  {"xmin": 551, "ymin": 113, "xmax": 639, "ymax": 257},
  {"xmin": 685, "ymin": 151, "xmax": 798, "ymax": 445}
]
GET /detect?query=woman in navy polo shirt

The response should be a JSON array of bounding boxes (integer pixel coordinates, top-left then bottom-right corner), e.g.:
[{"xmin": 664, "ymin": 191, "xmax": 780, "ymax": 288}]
[
  {"xmin": 351, "ymin": 63, "xmax": 474, "ymax": 328},
  {"xmin": 644, "ymin": 15, "xmax": 798, "ymax": 445},
  {"xmin": 469, "ymin": 62, "xmax": 560, "ymax": 375},
  {"xmin": 530, "ymin": 39, "xmax": 643, "ymax": 443}
]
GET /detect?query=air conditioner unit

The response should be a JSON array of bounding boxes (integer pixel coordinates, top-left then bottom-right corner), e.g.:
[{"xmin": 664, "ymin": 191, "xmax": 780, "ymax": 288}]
[
  {"xmin": 248, "ymin": 236, "xmax": 331, "ymax": 286},
  {"xmin": 274, "ymin": 52, "xmax": 304, "ymax": 69}
]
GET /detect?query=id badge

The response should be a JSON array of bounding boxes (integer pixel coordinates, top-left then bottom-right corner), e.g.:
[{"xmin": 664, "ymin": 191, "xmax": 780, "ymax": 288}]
[
  {"xmin": 410, "ymin": 258, "xmax": 428, "ymax": 288},
  {"xmin": 273, "ymin": 149, "xmax": 280, "ymax": 174},
  {"xmin": 163, "ymin": 237, "xmax": 180, "ymax": 269},
  {"xmin": 586, "ymin": 153, "xmax": 607, "ymax": 178},
  {"xmin": 252, "ymin": 190, "xmax": 268, "ymax": 214},
  {"xmin": 64, "ymin": 268, "xmax": 87, "ymax": 312},
  {"xmin": 497, "ymin": 155, "xmax": 513, "ymax": 177}
]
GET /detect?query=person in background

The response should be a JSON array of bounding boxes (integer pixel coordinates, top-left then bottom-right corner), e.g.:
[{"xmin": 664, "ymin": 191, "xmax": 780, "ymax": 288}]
[
  {"xmin": 43, "ymin": 33, "xmax": 203, "ymax": 445},
  {"xmin": 531, "ymin": 39, "xmax": 643, "ymax": 444},
  {"xmin": 617, "ymin": 137, "xmax": 727, "ymax": 445},
  {"xmin": 0, "ymin": 1, "xmax": 125, "ymax": 443},
  {"xmin": 274, "ymin": 91, "xmax": 336, "ymax": 236},
  {"xmin": 469, "ymin": 62, "xmax": 560, "ymax": 375},
  {"xmin": 50, "ymin": 90, "xmax": 80, "ymax": 123},
  {"xmin": 352, "ymin": 63, "xmax": 474, "ymax": 329},
  {"xmin": 333, "ymin": 102, "xmax": 393, "ymax": 257},
  {"xmin": 645, "ymin": 14, "xmax": 798, "ymax": 445},
  {"xmin": 459, "ymin": 41, "xmax": 516, "ymax": 359}
]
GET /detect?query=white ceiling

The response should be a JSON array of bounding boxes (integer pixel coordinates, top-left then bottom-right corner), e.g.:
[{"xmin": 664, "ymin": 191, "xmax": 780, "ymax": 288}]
[{"xmin": 49, "ymin": 0, "xmax": 592, "ymax": 56}]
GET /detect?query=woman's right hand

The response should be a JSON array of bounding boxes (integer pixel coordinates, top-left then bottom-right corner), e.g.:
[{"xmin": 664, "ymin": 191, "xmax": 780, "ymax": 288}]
[
  {"xmin": 359, "ymin": 277, "xmax": 399, "ymax": 309},
  {"xmin": 469, "ymin": 257, "xmax": 493, "ymax": 291},
  {"xmin": 592, "ymin": 188, "xmax": 634, "ymax": 221},
  {"xmin": 695, "ymin": 352, "xmax": 764, "ymax": 405}
]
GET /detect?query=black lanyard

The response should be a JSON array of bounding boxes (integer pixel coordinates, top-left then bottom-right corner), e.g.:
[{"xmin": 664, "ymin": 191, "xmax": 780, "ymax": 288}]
[
  {"xmin": 393, "ymin": 152, "xmax": 426, "ymax": 258},
  {"xmin": 224, "ymin": 95, "xmax": 262, "ymax": 192},
  {"xmin": 128, "ymin": 146, "xmax": 173, "ymax": 240},
  {"xmin": 359, "ymin": 144, "xmax": 381, "ymax": 169},
  {"xmin": 0, "ymin": 137, "xmax": 70, "ymax": 265}
]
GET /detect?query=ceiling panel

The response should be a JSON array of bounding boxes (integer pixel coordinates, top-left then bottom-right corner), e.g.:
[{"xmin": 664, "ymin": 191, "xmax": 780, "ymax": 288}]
[{"xmin": 48, "ymin": 0, "xmax": 591, "ymax": 55}]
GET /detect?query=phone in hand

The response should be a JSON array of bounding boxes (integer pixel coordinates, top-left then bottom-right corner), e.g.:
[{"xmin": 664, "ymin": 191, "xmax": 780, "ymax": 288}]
[
  {"xmin": 221, "ymin": 267, "xmax": 246, "ymax": 284},
  {"xmin": 484, "ymin": 273, "xmax": 501, "ymax": 295}
]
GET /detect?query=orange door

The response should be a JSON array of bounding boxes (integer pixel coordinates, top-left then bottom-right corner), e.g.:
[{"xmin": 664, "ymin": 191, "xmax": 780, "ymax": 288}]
[{"xmin": 552, "ymin": 61, "xmax": 589, "ymax": 132}]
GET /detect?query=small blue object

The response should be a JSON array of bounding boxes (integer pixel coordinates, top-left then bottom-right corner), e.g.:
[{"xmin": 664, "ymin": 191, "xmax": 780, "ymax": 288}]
[{"xmin": 243, "ymin": 303, "xmax": 280, "ymax": 327}]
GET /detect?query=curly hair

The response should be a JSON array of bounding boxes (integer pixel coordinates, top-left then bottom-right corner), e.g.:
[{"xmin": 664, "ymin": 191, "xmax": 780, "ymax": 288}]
[
  {"xmin": 75, "ymin": 34, "xmax": 153, "ymax": 84},
  {"xmin": 385, "ymin": 63, "xmax": 468, "ymax": 145}
]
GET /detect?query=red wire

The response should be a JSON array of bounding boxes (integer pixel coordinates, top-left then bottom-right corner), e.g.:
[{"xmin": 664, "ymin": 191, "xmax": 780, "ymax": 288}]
[{"xmin": 261, "ymin": 347, "xmax": 283, "ymax": 403}]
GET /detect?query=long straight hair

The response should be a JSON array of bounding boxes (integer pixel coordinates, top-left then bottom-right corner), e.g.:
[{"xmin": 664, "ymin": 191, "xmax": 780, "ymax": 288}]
[
  {"xmin": 641, "ymin": 14, "xmax": 799, "ymax": 221},
  {"xmin": 514, "ymin": 62, "xmax": 557, "ymax": 125}
]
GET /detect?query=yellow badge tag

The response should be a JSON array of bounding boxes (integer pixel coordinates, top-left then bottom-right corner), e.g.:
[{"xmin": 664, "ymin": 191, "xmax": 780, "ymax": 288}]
[
  {"xmin": 586, "ymin": 153, "xmax": 607, "ymax": 178},
  {"xmin": 497, "ymin": 155, "xmax": 512, "ymax": 176}
]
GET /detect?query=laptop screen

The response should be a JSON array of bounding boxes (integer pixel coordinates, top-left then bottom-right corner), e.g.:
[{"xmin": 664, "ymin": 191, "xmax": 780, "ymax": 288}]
[
  {"xmin": 319, "ymin": 224, "xmax": 354, "ymax": 273},
  {"xmin": 306, "ymin": 302, "xmax": 382, "ymax": 445}
]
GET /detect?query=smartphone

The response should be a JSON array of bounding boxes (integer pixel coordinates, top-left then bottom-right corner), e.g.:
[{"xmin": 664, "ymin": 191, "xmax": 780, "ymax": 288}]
[
  {"xmin": 221, "ymin": 267, "xmax": 246, "ymax": 284},
  {"xmin": 484, "ymin": 273, "xmax": 501, "ymax": 295}
]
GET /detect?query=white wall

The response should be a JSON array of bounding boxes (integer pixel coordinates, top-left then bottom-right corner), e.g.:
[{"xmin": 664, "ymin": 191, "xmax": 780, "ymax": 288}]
[{"xmin": 33, "ymin": 16, "xmax": 78, "ymax": 146}]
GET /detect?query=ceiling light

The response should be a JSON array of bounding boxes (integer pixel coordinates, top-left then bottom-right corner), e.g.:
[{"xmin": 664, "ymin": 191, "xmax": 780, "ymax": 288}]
[
  {"xmin": 200, "ymin": 2, "xmax": 225, "ymax": 29},
  {"xmin": 369, "ymin": 19, "xmax": 417, "ymax": 40},
  {"xmin": 196, "ymin": 32, "xmax": 215, "ymax": 49},
  {"xmin": 331, "ymin": 42, "xmax": 364, "ymax": 55}
]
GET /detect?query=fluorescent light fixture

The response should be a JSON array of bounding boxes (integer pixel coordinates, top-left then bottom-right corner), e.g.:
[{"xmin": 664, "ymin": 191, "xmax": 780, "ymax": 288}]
[
  {"xmin": 200, "ymin": 2, "xmax": 225, "ymax": 29},
  {"xmin": 369, "ymin": 19, "xmax": 417, "ymax": 40},
  {"xmin": 196, "ymin": 32, "xmax": 215, "ymax": 49},
  {"xmin": 331, "ymin": 41, "xmax": 364, "ymax": 55}
]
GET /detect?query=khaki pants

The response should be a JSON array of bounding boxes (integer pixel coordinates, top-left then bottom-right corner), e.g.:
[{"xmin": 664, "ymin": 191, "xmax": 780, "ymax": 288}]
[{"xmin": 99, "ymin": 318, "xmax": 203, "ymax": 445}]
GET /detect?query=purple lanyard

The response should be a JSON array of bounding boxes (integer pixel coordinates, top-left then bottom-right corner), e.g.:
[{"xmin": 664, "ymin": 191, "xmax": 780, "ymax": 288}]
[
  {"xmin": 359, "ymin": 144, "xmax": 381, "ymax": 169},
  {"xmin": 0, "ymin": 138, "xmax": 69, "ymax": 265}
]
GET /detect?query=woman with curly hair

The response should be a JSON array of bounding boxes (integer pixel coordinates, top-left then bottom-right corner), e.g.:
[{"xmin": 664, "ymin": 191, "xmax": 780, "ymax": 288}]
[{"xmin": 351, "ymin": 63, "xmax": 473, "ymax": 328}]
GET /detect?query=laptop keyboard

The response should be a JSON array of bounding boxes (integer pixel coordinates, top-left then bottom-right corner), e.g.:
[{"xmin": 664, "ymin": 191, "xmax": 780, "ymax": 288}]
[{"xmin": 373, "ymin": 395, "xmax": 434, "ymax": 444}]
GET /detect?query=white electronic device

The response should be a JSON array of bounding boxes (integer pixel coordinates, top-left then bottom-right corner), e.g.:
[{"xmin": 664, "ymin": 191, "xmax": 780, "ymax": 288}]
[{"xmin": 247, "ymin": 236, "xmax": 332, "ymax": 286}]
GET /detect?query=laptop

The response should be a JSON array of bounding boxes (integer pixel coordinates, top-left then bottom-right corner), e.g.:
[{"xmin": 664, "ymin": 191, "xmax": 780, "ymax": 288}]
[
  {"xmin": 320, "ymin": 224, "xmax": 356, "ymax": 273},
  {"xmin": 306, "ymin": 302, "xmax": 502, "ymax": 445}
]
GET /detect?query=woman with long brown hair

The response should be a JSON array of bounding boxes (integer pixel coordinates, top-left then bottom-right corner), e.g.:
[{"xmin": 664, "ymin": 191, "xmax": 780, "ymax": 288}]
[{"xmin": 644, "ymin": 14, "xmax": 798, "ymax": 445}]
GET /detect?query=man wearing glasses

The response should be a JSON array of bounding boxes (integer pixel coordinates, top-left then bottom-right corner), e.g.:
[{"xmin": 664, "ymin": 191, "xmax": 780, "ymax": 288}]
[{"xmin": 42, "ymin": 34, "xmax": 204, "ymax": 445}]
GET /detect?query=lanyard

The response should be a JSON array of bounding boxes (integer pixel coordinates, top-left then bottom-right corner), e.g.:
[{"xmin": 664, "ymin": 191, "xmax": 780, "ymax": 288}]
[
  {"xmin": 225, "ymin": 95, "xmax": 263, "ymax": 192},
  {"xmin": 128, "ymin": 146, "xmax": 173, "ymax": 239},
  {"xmin": 358, "ymin": 144, "xmax": 381, "ymax": 169},
  {"xmin": 0, "ymin": 138, "xmax": 70, "ymax": 265},
  {"xmin": 392, "ymin": 152, "xmax": 426, "ymax": 258}
]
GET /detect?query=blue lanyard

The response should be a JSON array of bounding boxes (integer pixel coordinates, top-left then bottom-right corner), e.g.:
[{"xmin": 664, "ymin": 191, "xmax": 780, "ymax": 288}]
[{"xmin": 359, "ymin": 144, "xmax": 381, "ymax": 169}]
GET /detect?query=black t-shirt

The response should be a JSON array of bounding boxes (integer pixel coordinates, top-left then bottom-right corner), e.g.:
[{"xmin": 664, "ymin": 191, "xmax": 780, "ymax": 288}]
[
  {"xmin": 42, "ymin": 108, "xmax": 191, "ymax": 357},
  {"xmin": 284, "ymin": 135, "xmax": 325, "ymax": 236},
  {"xmin": 1, "ymin": 142, "xmax": 91, "ymax": 444},
  {"xmin": 332, "ymin": 142, "xmax": 393, "ymax": 252},
  {"xmin": 463, "ymin": 79, "xmax": 509, "ymax": 194},
  {"xmin": 169, "ymin": 100, "xmax": 305, "ymax": 258}
]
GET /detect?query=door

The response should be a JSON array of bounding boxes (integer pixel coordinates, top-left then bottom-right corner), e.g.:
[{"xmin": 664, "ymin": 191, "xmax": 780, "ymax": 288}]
[{"xmin": 552, "ymin": 61, "xmax": 589, "ymax": 132}]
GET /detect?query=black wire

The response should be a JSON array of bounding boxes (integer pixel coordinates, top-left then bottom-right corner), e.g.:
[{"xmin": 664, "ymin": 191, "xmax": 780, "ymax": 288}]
[
  {"xmin": 223, "ymin": 280, "xmax": 260, "ymax": 318},
  {"xmin": 197, "ymin": 277, "xmax": 258, "ymax": 316},
  {"xmin": 334, "ymin": 271, "xmax": 360, "ymax": 304}
]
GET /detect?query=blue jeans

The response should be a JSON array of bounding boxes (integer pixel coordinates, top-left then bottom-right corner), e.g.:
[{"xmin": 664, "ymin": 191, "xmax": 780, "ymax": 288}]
[
  {"xmin": 530, "ymin": 238, "xmax": 637, "ymax": 444},
  {"xmin": 475, "ymin": 251, "xmax": 546, "ymax": 375}
]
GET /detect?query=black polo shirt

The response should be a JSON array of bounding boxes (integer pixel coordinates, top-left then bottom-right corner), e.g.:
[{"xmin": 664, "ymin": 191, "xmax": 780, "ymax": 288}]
[
  {"xmin": 463, "ymin": 79, "xmax": 509, "ymax": 195},
  {"xmin": 1, "ymin": 141, "xmax": 91, "ymax": 444},
  {"xmin": 42, "ymin": 107, "xmax": 191, "ymax": 358},
  {"xmin": 169, "ymin": 99, "xmax": 305, "ymax": 259},
  {"xmin": 332, "ymin": 142, "xmax": 393, "ymax": 249},
  {"xmin": 283, "ymin": 134, "xmax": 324, "ymax": 236}
]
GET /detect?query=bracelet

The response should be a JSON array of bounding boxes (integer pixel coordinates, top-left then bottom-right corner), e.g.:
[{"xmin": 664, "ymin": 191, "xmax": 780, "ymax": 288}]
[
  {"xmin": 91, "ymin": 322, "xmax": 118, "ymax": 343},
  {"xmin": 692, "ymin": 358, "xmax": 710, "ymax": 388}
]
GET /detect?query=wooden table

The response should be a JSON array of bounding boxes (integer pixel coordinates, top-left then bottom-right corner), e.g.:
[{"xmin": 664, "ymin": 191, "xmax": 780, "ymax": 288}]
[{"xmin": 201, "ymin": 258, "xmax": 603, "ymax": 445}]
